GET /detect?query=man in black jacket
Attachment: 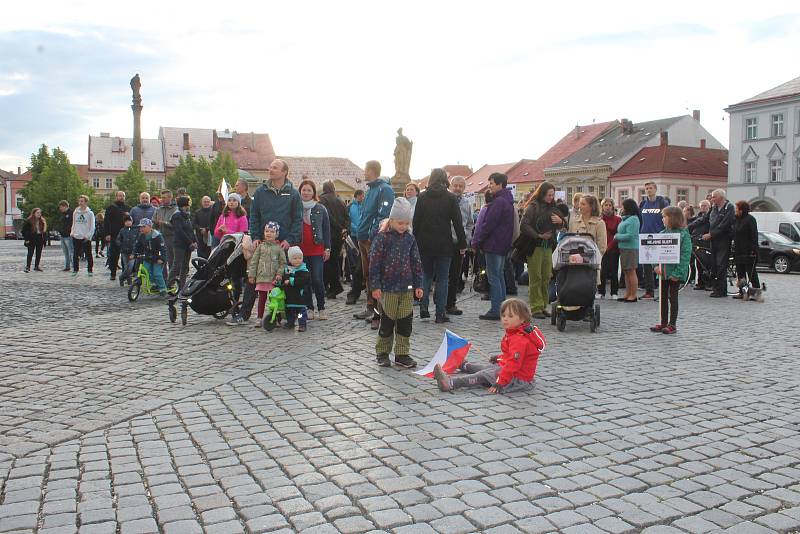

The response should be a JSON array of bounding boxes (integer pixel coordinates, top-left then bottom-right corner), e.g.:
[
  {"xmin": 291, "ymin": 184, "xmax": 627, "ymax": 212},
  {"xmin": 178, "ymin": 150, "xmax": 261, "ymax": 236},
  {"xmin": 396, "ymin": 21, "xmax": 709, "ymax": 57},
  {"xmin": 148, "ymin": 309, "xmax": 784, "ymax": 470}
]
[
  {"xmin": 702, "ymin": 189, "xmax": 735, "ymax": 297},
  {"xmin": 319, "ymin": 181, "xmax": 349, "ymax": 298},
  {"xmin": 192, "ymin": 196, "xmax": 213, "ymax": 259},
  {"xmin": 104, "ymin": 191, "xmax": 130, "ymax": 281},
  {"xmin": 58, "ymin": 200, "xmax": 74, "ymax": 271},
  {"xmin": 168, "ymin": 196, "xmax": 197, "ymax": 290},
  {"xmin": 688, "ymin": 199, "xmax": 711, "ymax": 290}
]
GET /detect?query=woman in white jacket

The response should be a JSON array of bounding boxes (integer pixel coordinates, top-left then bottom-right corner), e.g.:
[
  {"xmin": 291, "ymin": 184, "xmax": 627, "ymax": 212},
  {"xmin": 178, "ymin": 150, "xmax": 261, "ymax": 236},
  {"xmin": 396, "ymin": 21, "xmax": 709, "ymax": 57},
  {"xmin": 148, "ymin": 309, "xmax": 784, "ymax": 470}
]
[{"xmin": 70, "ymin": 195, "xmax": 96, "ymax": 276}]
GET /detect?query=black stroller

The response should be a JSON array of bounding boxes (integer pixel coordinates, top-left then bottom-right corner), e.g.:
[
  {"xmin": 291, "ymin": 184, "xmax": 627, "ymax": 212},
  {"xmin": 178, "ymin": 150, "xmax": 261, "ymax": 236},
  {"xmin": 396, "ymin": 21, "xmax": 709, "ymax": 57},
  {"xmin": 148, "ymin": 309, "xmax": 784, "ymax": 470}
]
[
  {"xmin": 168, "ymin": 233, "xmax": 246, "ymax": 325},
  {"xmin": 550, "ymin": 234, "xmax": 602, "ymax": 332}
]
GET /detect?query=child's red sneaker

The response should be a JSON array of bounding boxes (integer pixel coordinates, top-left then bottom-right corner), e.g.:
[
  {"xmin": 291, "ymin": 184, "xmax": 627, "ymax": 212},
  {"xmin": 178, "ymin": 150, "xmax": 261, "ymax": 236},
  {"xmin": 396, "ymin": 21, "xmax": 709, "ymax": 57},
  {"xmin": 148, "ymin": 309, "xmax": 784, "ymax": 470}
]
[
  {"xmin": 649, "ymin": 324, "xmax": 665, "ymax": 332},
  {"xmin": 662, "ymin": 325, "xmax": 677, "ymax": 334}
]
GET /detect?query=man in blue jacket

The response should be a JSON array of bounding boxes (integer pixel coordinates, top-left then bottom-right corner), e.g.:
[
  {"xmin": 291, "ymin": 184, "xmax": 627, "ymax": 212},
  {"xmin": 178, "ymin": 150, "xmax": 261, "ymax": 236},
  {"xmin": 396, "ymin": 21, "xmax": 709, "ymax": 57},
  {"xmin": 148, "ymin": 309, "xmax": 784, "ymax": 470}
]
[
  {"xmin": 229, "ymin": 158, "xmax": 302, "ymax": 326},
  {"xmin": 638, "ymin": 181, "xmax": 670, "ymax": 299},
  {"xmin": 345, "ymin": 189, "xmax": 365, "ymax": 305},
  {"xmin": 353, "ymin": 161, "xmax": 395, "ymax": 328}
]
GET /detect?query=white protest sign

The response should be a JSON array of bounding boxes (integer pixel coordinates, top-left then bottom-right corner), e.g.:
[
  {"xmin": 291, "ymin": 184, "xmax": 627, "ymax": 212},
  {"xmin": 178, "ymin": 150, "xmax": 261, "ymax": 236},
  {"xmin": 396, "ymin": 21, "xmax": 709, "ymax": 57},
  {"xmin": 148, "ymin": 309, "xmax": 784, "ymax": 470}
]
[
  {"xmin": 639, "ymin": 233, "xmax": 681, "ymax": 264},
  {"xmin": 554, "ymin": 191, "xmax": 566, "ymax": 202}
]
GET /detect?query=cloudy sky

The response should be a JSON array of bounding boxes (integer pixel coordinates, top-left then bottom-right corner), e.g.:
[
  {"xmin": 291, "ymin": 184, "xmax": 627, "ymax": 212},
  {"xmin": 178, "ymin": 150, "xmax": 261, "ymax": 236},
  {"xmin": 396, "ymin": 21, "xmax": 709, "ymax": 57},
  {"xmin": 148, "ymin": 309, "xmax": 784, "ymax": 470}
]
[{"xmin": 1, "ymin": 0, "xmax": 799, "ymax": 179}]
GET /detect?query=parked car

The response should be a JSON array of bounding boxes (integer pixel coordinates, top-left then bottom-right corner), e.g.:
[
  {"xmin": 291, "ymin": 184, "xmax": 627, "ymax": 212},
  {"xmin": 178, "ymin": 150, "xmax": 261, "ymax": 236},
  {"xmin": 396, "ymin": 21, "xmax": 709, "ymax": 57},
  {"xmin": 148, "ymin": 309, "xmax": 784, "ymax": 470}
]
[
  {"xmin": 757, "ymin": 232, "xmax": 800, "ymax": 273},
  {"xmin": 5, "ymin": 231, "xmax": 18, "ymax": 240},
  {"xmin": 48, "ymin": 230, "xmax": 61, "ymax": 242}
]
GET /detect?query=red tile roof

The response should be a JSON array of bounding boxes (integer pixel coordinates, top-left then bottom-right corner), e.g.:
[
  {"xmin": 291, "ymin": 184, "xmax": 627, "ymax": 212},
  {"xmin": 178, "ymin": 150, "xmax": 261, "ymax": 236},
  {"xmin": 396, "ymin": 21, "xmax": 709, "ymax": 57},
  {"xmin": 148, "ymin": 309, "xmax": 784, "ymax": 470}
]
[
  {"xmin": 464, "ymin": 162, "xmax": 518, "ymax": 194},
  {"xmin": 610, "ymin": 143, "xmax": 729, "ymax": 180},
  {"xmin": 216, "ymin": 132, "xmax": 276, "ymax": 171},
  {"xmin": 509, "ymin": 121, "xmax": 617, "ymax": 184},
  {"xmin": 415, "ymin": 164, "xmax": 474, "ymax": 190}
]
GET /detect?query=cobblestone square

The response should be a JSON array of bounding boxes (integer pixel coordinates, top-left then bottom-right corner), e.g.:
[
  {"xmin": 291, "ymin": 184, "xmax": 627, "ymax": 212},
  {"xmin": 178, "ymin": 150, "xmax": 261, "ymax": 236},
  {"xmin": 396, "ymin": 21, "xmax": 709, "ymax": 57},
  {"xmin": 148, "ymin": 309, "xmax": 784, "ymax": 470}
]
[{"xmin": 1, "ymin": 242, "xmax": 799, "ymax": 533}]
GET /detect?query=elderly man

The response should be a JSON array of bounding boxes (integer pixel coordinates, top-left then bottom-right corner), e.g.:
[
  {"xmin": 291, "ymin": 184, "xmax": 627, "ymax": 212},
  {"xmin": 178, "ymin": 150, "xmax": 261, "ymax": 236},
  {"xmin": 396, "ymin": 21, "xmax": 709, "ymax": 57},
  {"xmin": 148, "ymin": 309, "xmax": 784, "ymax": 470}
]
[
  {"xmin": 130, "ymin": 192, "xmax": 156, "ymax": 226},
  {"xmin": 446, "ymin": 175, "xmax": 474, "ymax": 316},
  {"xmin": 702, "ymin": 189, "xmax": 735, "ymax": 297},
  {"xmin": 192, "ymin": 195, "xmax": 214, "ymax": 259},
  {"xmin": 235, "ymin": 178, "xmax": 252, "ymax": 216},
  {"xmin": 688, "ymin": 199, "xmax": 711, "ymax": 289},
  {"xmin": 104, "ymin": 191, "xmax": 130, "ymax": 281},
  {"xmin": 229, "ymin": 158, "xmax": 302, "ymax": 326}
]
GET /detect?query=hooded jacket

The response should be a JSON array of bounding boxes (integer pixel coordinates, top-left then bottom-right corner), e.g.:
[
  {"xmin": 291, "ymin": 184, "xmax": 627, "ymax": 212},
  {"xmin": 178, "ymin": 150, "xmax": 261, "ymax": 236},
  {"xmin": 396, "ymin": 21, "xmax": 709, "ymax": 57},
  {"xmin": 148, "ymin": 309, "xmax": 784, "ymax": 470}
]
[
  {"xmin": 368, "ymin": 228, "xmax": 423, "ymax": 292},
  {"xmin": 133, "ymin": 229, "xmax": 167, "ymax": 263},
  {"xmin": 249, "ymin": 180, "xmax": 303, "ymax": 244},
  {"xmin": 104, "ymin": 200, "xmax": 130, "ymax": 241},
  {"xmin": 130, "ymin": 203, "xmax": 155, "ymax": 226},
  {"xmin": 412, "ymin": 182, "xmax": 467, "ymax": 257},
  {"xmin": 283, "ymin": 263, "xmax": 311, "ymax": 307},
  {"xmin": 471, "ymin": 187, "xmax": 515, "ymax": 255},
  {"xmin": 318, "ymin": 183, "xmax": 349, "ymax": 236},
  {"xmin": 357, "ymin": 177, "xmax": 395, "ymax": 241},
  {"xmin": 495, "ymin": 323, "xmax": 546, "ymax": 387},
  {"xmin": 70, "ymin": 207, "xmax": 95, "ymax": 240}
]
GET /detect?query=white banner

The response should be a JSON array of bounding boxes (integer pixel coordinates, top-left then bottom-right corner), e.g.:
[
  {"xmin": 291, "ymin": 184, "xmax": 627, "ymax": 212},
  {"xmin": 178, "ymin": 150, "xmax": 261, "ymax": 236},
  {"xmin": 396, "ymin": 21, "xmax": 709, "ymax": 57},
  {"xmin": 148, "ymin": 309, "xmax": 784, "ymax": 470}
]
[{"xmin": 639, "ymin": 233, "xmax": 681, "ymax": 264}]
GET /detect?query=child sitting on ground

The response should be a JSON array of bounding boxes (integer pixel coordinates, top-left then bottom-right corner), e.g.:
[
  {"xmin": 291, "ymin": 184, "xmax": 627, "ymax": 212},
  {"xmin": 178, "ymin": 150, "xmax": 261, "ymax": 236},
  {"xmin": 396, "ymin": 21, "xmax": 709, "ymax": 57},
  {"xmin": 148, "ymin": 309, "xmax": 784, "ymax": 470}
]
[
  {"xmin": 248, "ymin": 222, "xmax": 287, "ymax": 328},
  {"xmin": 283, "ymin": 246, "xmax": 311, "ymax": 332},
  {"xmin": 368, "ymin": 197, "xmax": 423, "ymax": 368},
  {"xmin": 116, "ymin": 214, "xmax": 137, "ymax": 286},
  {"xmin": 434, "ymin": 298, "xmax": 545, "ymax": 393},
  {"xmin": 132, "ymin": 218, "xmax": 168, "ymax": 295}
]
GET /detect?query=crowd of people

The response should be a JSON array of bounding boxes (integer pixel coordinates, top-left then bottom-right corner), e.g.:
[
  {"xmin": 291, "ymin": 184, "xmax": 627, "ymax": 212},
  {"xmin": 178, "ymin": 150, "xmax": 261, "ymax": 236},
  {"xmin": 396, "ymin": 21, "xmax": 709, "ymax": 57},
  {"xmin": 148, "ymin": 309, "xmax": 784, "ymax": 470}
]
[{"xmin": 19, "ymin": 162, "xmax": 763, "ymax": 393}]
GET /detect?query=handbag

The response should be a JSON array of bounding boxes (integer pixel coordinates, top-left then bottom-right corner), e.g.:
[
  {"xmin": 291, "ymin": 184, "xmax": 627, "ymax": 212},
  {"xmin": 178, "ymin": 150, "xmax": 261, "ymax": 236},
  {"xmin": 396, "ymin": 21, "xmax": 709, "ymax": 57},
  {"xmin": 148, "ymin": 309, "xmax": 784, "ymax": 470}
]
[
  {"xmin": 510, "ymin": 235, "xmax": 535, "ymax": 262},
  {"xmin": 472, "ymin": 269, "xmax": 489, "ymax": 293}
]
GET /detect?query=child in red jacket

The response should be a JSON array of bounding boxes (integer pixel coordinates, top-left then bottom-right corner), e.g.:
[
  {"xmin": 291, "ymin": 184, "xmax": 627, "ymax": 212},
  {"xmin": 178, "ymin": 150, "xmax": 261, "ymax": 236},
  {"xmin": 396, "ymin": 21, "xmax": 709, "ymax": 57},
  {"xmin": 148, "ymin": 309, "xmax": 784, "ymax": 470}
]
[{"xmin": 434, "ymin": 298, "xmax": 545, "ymax": 393}]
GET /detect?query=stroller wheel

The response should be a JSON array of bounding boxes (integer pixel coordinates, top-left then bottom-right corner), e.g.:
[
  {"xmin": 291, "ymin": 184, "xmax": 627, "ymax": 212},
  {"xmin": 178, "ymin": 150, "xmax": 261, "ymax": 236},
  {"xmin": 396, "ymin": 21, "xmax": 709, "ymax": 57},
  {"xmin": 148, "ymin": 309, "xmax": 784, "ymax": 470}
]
[
  {"xmin": 595, "ymin": 304, "xmax": 600, "ymax": 326},
  {"xmin": 589, "ymin": 315, "xmax": 597, "ymax": 333},
  {"xmin": 180, "ymin": 305, "xmax": 188, "ymax": 326},
  {"xmin": 168, "ymin": 305, "xmax": 177, "ymax": 323},
  {"xmin": 557, "ymin": 316, "xmax": 566, "ymax": 332},
  {"xmin": 263, "ymin": 316, "xmax": 276, "ymax": 331},
  {"xmin": 550, "ymin": 304, "xmax": 557, "ymax": 326}
]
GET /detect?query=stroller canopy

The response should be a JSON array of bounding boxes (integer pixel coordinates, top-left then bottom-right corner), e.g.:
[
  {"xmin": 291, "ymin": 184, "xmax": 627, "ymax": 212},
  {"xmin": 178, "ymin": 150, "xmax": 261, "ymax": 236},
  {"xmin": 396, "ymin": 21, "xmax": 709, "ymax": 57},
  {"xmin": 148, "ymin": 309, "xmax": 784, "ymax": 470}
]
[{"xmin": 553, "ymin": 234, "xmax": 602, "ymax": 270}]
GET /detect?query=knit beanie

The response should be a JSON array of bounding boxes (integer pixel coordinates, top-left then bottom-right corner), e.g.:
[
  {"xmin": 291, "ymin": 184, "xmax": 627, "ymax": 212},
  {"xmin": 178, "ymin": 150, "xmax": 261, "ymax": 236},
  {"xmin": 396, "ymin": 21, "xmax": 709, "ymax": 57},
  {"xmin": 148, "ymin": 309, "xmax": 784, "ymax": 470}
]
[
  {"xmin": 227, "ymin": 192, "xmax": 242, "ymax": 203},
  {"xmin": 287, "ymin": 246, "xmax": 303, "ymax": 260},
  {"xmin": 388, "ymin": 197, "xmax": 412, "ymax": 222},
  {"xmin": 264, "ymin": 221, "xmax": 280, "ymax": 234}
]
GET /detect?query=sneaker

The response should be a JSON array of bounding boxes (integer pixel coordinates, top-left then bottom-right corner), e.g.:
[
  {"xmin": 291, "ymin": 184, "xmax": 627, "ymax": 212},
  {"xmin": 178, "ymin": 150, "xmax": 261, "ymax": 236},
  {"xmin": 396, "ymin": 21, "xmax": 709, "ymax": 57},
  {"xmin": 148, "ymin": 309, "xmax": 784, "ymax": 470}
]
[
  {"xmin": 650, "ymin": 324, "xmax": 665, "ymax": 332},
  {"xmin": 24, "ymin": 267, "xmax": 30, "ymax": 273},
  {"xmin": 254, "ymin": 318, "xmax": 264, "ymax": 328},
  {"xmin": 371, "ymin": 317, "xmax": 380, "ymax": 330},
  {"xmin": 71, "ymin": 271, "xmax": 78, "ymax": 277},
  {"xmin": 596, "ymin": 293, "xmax": 603, "ymax": 299},
  {"xmin": 376, "ymin": 353, "xmax": 391, "ymax": 367},
  {"xmin": 433, "ymin": 363, "xmax": 452, "ymax": 392},
  {"xmin": 609, "ymin": 294, "xmax": 618, "ymax": 301},
  {"xmin": 394, "ymin": 354, "xmax": 417, "ymax": 369},
  {"xmin": 434, "ymin": 314, "xmax": 450, "ymax": 324},
  {"xmin": 319, "ymin": 310, "xmax": 328, "ymax": 320},
  {"xmin": 353, "ymin": 308, "xmax": 373, "ymax": 320},
  {"xmin": 479, "ymin": 313, "xmax": 501, "ymax": 321},
  {"xmin": 62, "ymin": 267, "xmax": 71, "ymax": 272},
  {"xmin": 420, "ymin": 308, "xmax": 431, "ymax": 319},
  {"xmin": 445, "ymin": 306, "xmax": 463, "ymax": 316},
  {"xmin": 226, "ymin": 316, "xmax": 247, "ymax": 326},
  {"xmin": 662, "ymin": 325, "xmax": 677, "ymax": 334},
  {"xmin": 641, "ymin": 292, "xmax": 654, "ymax": 300},
  {"xmin": 297, "ymin": 324, "xmax": 307, "ymax": 332},
  {"xmin": 308, "ymin": 310, "xmax": 317, "ymax": 320}
]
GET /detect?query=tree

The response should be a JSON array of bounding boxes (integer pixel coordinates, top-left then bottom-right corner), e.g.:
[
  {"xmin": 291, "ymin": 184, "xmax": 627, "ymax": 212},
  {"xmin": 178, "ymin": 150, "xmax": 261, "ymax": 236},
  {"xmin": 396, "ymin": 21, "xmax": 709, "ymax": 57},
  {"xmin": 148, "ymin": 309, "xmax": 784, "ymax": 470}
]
[
  {"xmin": 114, "ymin": 161, "xmax": 148, "ymax": 206},
  {"xmin": 167, "ymin": 152, "xmax": 237, "ymax": 210},
  {"xmin": 20, "ymin": 145, "xmax": 99, "ymax": 223},
  {"xmin": 211, "ymin": 151, "xmax": 238, "ymax": 189}
]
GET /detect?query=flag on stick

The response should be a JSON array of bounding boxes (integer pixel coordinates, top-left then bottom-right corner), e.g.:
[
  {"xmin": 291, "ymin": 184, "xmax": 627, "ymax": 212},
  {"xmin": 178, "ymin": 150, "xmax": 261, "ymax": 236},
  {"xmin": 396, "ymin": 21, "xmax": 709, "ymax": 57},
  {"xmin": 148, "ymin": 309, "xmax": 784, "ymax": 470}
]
[
  {"xmin": 415, "ymin": 330, "xmax": 472, "ymax": 378},
  {"xmin": 220, "ymin": 177, "xmax": 229, "ymax": 201}
]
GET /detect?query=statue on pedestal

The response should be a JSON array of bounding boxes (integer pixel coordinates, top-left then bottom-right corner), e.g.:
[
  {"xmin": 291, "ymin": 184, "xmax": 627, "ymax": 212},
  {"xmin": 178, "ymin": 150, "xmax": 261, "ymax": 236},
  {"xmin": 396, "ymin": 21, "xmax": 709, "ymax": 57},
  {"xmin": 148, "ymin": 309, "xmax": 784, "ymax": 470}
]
[
  {"xmin": 130, "ymin": 74, "xmax": 143, "ymax": 166},
  {"xmin": 392, "ymin": 128, "xmax": 412, "ymax": 195}
]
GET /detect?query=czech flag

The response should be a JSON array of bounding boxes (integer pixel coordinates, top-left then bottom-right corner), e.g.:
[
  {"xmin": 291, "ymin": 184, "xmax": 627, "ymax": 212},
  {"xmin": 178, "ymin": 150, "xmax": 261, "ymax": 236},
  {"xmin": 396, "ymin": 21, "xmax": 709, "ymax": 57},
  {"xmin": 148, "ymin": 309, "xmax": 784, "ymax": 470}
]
[{"xmin": 415, "ymin": 330, "xmax": 472, "ymax": 378}]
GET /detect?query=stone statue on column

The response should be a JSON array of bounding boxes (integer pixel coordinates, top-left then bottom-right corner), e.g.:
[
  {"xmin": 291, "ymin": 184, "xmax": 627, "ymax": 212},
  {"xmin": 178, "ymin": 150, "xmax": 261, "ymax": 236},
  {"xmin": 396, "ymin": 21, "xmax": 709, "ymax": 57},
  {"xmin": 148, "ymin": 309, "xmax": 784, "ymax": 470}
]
[
  {"xmin": 130, "ymin": 74, "xmax": 143, "ymax": 167},
  {"xmin": 392, "ymin": 128, "xmax": 412, "ymax": 195}
]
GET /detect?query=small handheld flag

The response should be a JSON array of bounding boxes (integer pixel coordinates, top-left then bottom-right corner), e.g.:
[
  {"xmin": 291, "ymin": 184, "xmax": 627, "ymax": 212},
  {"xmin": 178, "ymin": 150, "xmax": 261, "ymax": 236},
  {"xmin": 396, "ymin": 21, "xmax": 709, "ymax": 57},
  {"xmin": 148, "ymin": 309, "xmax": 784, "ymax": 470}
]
[
  {"xmin": 220, "ymin": 177, "xmax": 229, "ymax": 201},
  {"xmin": 415, "ymin": 330, "xmax": 472, "ymax": 378}
]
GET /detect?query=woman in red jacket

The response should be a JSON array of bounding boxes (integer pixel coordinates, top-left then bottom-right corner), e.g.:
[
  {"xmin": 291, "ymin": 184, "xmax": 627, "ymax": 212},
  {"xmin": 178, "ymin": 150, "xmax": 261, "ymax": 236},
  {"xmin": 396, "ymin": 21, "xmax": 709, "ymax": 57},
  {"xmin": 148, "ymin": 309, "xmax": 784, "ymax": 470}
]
[
  {"xmin": 433, "ymin": 298, "xmax": 545, "ymax": 393},
  {"xmin": 598, "ymin": 198, "xmax": 622, "ymax": 299}
]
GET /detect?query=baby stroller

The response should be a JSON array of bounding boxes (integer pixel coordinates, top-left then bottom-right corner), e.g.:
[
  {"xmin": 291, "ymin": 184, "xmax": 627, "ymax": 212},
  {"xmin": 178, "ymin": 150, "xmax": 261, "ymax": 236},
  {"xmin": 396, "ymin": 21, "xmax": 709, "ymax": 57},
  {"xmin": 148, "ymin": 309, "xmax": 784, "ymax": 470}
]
[
  {"xmin": 550, "ymin": 233, "xmax": 602, "ymax": 332},
  {"xmin": 168, "ymin": 233, "xmax": 246, "ymax": 325},
  {"xmin": 262, "ymin": 286, "xmax": 286, "ymax": 331}
]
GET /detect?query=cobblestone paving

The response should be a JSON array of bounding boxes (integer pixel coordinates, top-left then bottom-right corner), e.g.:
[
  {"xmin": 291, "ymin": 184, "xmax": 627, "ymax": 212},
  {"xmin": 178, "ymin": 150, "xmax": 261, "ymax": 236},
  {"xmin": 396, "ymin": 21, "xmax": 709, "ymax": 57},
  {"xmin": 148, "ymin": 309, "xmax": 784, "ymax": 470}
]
[{"xmin": 1, "ymin": 241, "xmax": 799, "ymax": 533}]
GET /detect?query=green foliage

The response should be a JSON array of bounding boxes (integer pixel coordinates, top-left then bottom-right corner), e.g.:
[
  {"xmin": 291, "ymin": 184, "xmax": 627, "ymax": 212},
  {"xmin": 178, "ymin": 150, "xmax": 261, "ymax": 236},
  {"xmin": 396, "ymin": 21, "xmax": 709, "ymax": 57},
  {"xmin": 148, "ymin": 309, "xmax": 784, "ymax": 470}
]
[
  {"xmin": 166, "ymin": 152, "xmax": 238, "ymax": 210},
  {"xmin": 20, "ymin": 145, "xmax": 99, "ymax": 224},
  {"xmin": 114, "ymin": 161, "xmax": 148, "ymax": 206}
]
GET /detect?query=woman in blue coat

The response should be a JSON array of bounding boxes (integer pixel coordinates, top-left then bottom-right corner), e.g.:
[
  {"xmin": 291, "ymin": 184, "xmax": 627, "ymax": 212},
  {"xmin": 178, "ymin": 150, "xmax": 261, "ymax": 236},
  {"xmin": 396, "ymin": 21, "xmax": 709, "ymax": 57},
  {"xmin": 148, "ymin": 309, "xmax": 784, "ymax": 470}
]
[{"xmin": 613, "ymin": 198, "xmax": 641, "ymax": 303}]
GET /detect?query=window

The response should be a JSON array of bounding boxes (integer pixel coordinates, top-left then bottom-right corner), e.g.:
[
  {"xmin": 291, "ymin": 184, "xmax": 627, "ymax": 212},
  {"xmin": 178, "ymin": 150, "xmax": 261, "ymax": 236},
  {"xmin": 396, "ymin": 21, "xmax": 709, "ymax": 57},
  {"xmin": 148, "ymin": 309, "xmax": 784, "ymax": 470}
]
[
  {"xmin": 797, "ymin": 156, "xmax": 800, "ymax": 181},
  {"xmin": 92, "ymin": 177, "xmax": 100, "ymax": 188},
  {"xmin": 566, "ymin": 186, "xmax": 573, "ymax": 198},
  {"xmin": 771, "ymin": 113, "xmax": 784, "ymax": 137},
  {"xmin": 16, "ymin": 193, "xmax": 24, "ymax": 209},
  {"xmin": 638, "ymin": 188, "xmax": 646, "ymax": 201},
  {"xmin": 105, "ymin": 177, "xmax": 113, "ymax": 189},
  {"xmin": 619, "ymin": 189, "xmax": 629, "ymax": 203},
  {"xmin": 598, "ymin": 185, "xmax": 606, "ymax": 199},
  {"xmin": 779, "ymin": 223, "xmax": 800, "ymax": 241},
  {"xmin": 588, "ymin": 185, "xmax": 595, "ymax": 194},
  {"xmin": 676, "ymin": 188, "xmax": 688, "ymax": 203},
  {"xmin": 576, "ymin": 185, "xmax": 584, "ymax": 193},
  {"xmin": 769, "ymin": 159, "xmax": 783, "ymax": 182},
  {"xmin": 744, "ymin": 161, "xmax": 757, "ymax": 183},
  {"xmin": 745, "ymin": 117, "xmax": 758, "ymax": 140},
  {"xmin": 157, "ymin": 178, "xmax": 164, "ymax": 188}
]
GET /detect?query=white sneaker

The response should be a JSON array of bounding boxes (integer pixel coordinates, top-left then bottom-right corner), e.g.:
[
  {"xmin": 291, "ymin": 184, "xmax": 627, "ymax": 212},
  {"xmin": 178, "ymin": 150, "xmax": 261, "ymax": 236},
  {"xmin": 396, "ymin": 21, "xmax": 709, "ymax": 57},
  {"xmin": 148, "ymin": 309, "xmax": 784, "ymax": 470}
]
[
  {"xmin": 610, "ymin": 294, "xmax": 618, "ymax": 300},
  {"xmin": 309, "ymin": 310, "xmax": 317, "ymax": 320},
  {"xmin": 595, "ymin": 293, "xmax": 602, "ymax": 299},
  {"xmin": 319, "ymin": 310, "xmax": 328, "ymax": 320}
]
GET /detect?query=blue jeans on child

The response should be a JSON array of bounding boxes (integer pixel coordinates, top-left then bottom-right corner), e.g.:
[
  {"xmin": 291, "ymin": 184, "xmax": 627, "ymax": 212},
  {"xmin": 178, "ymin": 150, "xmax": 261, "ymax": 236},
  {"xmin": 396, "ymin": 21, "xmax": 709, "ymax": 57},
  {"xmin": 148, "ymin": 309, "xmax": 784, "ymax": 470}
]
[
  {"xmin": 144, "ymin": 260, "xmax": 167, "ymax": 292},
  {"xmin": 285, "ymin": 306, "xmax": 308, "ymax": 327}
]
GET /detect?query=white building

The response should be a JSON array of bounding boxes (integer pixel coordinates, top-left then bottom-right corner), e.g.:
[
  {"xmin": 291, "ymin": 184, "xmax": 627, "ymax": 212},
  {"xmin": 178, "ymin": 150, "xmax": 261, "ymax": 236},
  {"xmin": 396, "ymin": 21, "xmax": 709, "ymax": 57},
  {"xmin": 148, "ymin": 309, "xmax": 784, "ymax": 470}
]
[
  {"xmin": 725, "ymin": 75, "xmax": 800, "ymax": 212},
  {"xmin": 88, "ymin": 133, "xmax": 166, "ymax": 195}
]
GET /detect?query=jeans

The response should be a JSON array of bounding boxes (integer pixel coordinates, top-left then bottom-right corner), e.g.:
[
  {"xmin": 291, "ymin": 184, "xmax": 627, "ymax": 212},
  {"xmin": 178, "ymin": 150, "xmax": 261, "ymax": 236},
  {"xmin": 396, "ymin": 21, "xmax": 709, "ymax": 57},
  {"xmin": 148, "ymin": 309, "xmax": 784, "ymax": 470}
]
[
  {"xmin": 72, "ymin": 238, "xmax": 93, "ymax": 272},
  {"xmin": 238, "ymin": 281, "xmax": 257, "ymax": 320},
  {"xmin": 286, "ymin": 307, "xmax": 308, "ymax": 327},
  {"xmin": 421, "ymin": 255, "xmax": 451, "ymax": 316},
  {"xmin": 359, "ymin": 240, "xmax": 375, "ymax": 312},
  {"xmin": 305, "ymin": 255, "xmax": 326, "ymax": 311},
  {"xmin": 60, "ymin": 236, "xmax": 73, "ymax": 269},
  {"xmin": 143, "ymin": 260, "xmax": 166, "ymax": 292},
  {"xmin": 25, "ymin": 235, "xmax": 44, "ymax": 269},
  {"xmin": 484, "ymin": 252, "xmax": 506, "ymax": 316},
  {"xmin": 120, "ymin": 255, "xmax": 135, "ymax": 283}
]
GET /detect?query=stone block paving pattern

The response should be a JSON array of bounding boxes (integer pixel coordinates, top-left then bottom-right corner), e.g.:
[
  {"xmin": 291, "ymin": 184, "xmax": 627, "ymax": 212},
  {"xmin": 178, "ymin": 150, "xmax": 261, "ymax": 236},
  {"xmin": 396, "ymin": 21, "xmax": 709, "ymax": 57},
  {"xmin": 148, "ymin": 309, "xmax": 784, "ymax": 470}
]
[{"xmin": 1, "ymin": 241, "xmax": 799, "ymax": 533}]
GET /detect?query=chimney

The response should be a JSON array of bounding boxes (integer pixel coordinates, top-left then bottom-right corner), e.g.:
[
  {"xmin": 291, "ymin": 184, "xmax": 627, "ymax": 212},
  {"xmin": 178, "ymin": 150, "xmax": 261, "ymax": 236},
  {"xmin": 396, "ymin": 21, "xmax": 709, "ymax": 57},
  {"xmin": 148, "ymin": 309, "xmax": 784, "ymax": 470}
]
[
  {"xmin": 574, "ymin": 125, "xmax": 580, "ymax": 139},
  {"xmin": 18, "ymin": 166, "xmax": 21, "ymax": 175},
  {"xmin": 660, "ymin": 131, "xmax": 669, "ymax": 145},
  {"xmin": 621, "ymin": 118, "xmax": 633, "ymax": 134},
  {"xmin": 700, "ymin": 139, "xmax": 706, "ymax": 149},
  {"xmin": 692, "ymin": 109, "xmax": 700, "ymax": 122}
]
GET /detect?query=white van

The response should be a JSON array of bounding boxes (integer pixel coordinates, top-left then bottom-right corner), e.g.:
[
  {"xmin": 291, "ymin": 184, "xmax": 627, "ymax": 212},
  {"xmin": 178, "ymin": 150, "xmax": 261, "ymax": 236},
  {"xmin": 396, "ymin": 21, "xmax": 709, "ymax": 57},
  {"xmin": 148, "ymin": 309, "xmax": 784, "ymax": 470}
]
[{"xmin": 751, "ymin": 212, "xmax": 800, "ymax": 242}]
